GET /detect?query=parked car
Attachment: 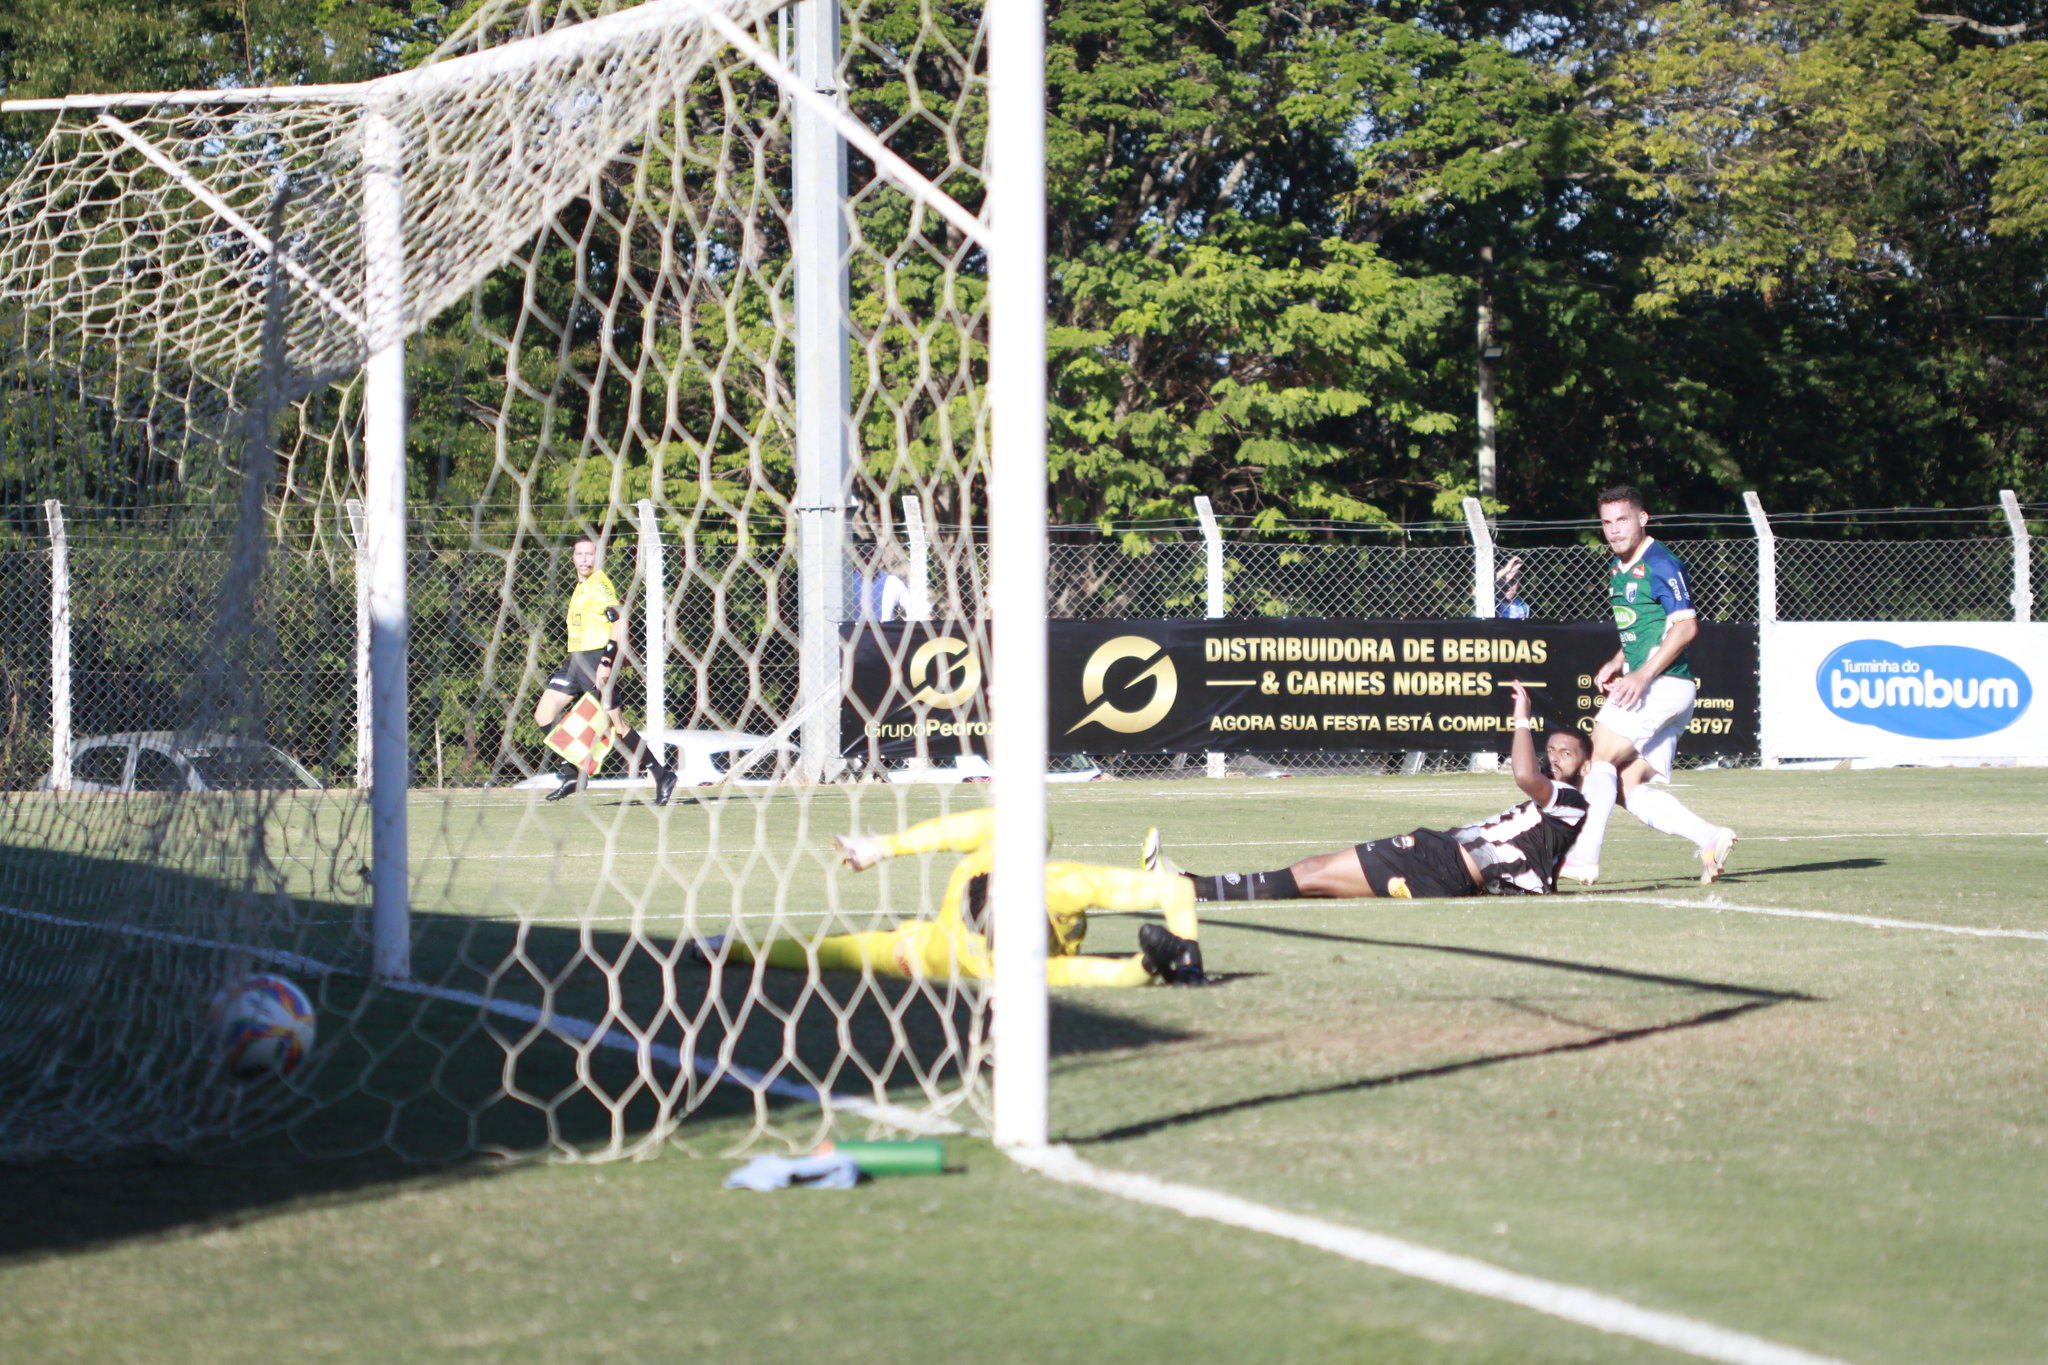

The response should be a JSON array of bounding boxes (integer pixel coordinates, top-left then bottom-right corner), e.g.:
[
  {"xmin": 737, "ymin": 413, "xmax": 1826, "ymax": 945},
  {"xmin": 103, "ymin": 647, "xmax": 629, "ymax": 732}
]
[
  {"xmin": 43, "ymin": 732, "xmax": 323, "ymax": 793},
  {"xmin": 513, "ymin": 728, "xmax": 802, "ymax": 792},
  {"xmin": 880, "ymin": 751, "xmax": 1104, "ymax": 785}
]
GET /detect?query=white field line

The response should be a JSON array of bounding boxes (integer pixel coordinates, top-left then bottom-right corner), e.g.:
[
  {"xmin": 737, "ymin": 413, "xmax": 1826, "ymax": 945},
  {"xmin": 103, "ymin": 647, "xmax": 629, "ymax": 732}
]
[
  {"xmin": 1186, "ymin": 886, "xmax": 2048, "ymax": 943},
  {"xmin": 1586, "ymin": 894, "xmax": 2048, "ymax": 942},
  {"xmin": 0, "ymin": 902, "xmax": 963, "ymax": 1136},
  {"xmin": 1010, "ymin": 1146, "xmax": 1854, "ymax": 1365},
  {"xmin": 404, "ymin": 824, "xmax": 2048, "ymax": 864}
]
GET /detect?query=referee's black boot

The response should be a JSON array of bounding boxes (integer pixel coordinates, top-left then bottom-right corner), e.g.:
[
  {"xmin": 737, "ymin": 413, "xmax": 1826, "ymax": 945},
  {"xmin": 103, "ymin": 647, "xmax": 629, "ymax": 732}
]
[
  {"xmin": 652, "ymin": 761, "xmax": 678, "ymax": 808},
  {"xmin": 544, "ymin": 767, "xmax": 579, "ymax": 802}
]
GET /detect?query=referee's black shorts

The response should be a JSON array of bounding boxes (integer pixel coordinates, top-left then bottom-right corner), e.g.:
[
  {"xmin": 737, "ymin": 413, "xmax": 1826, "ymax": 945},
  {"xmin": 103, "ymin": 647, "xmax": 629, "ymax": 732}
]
[
  {"xmin": 545, "ymin": 649, "xmax": 609, "ymax": 698},
  {"xmin": 1351, "ymin": 827, "xmax": 1480, "ymax": 899}
]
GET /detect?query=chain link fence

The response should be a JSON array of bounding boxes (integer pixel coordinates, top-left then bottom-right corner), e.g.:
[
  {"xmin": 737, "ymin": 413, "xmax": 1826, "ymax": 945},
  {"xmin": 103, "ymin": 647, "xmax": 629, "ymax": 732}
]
[{"xmin": 2, "ymin": 499, "xmax": 2039, "ymax": 790}]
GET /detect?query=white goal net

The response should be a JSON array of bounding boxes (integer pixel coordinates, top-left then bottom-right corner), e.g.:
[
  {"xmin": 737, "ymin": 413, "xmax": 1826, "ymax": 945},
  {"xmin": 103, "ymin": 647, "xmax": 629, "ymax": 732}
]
[{"xmin": 0, "ymin": 0, "xmax": 1038, "ymax": 1163}]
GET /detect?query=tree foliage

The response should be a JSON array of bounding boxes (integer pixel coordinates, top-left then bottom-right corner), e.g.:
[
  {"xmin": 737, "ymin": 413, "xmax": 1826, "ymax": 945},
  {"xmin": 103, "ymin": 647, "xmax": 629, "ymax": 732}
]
[{"xmin": 3, "ymin": 0, "xmax": 2046, "ymax": 534}]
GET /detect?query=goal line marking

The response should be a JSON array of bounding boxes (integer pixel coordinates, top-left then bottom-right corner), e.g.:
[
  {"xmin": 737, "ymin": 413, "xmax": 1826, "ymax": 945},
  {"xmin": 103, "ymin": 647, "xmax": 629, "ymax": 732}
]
[
  {"xmin": 0, "ymin": 903, "xmax": 963, "ymax": 1136},
  {"xmin": 1009, "ymin": 1145, "xmax": 1853, "ymax": 1365}
]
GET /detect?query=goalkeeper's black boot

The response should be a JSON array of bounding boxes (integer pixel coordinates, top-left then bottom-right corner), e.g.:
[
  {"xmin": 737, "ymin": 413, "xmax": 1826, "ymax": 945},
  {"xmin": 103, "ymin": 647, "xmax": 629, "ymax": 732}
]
[
  {"xmin": 652, "ymin": 761, "xmax": 679, "ymax": 808},
  {"xmin": 1138, "ymin": 923, "xmax": 1209, "ymax": 986},
  {"xmin": 544, "ymin": 766, "xmax": 579, "ymax": 802}
]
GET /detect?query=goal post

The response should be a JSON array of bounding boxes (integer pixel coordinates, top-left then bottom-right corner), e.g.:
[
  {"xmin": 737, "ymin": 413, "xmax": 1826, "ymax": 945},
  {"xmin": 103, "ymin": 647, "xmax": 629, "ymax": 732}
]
[
  {"xmin": 0, "ymin": 0, "xmax": 1052, "ymax": 1164},
  {"xmin": 986, "ymin": 0, "xmax": 1051, "ymax": 1151}
]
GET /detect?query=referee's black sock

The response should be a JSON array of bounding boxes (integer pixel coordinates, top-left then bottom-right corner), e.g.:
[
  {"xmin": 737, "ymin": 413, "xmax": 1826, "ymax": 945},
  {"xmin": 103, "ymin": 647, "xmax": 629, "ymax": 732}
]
[
  {"xmin": 1189, "ymin": 868, "xmax": 1300, "ymax": 903},
  {"xmin": 615, "ymin": 728, "xmax": 672, "ymax": 777}
]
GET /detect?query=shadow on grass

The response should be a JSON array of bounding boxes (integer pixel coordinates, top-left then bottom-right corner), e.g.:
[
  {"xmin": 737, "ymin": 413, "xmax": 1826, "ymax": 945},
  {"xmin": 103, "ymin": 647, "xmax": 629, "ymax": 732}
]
[
  {"xmin": 1711, "ymin": 857, "xmax": 1886, "ymax": 881},
  {"xmin": 1069, "ymin": 918, "xmax": 1815, "ymax": 1145},
  {"xmin": 1569, "ymin": 857, "xmax": 1887, "ymax": 894}
]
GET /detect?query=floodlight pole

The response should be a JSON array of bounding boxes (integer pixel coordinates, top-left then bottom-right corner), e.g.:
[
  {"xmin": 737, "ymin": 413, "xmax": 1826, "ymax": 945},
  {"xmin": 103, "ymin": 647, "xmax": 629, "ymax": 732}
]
[
  {"xmin": 792, "ymin": 0, "xmax": 853, "ymax": 783},
  {"xmin": 1476, "ymin": 245, "xmax": 1498, "ymax": 498},
  {"xmin": 989, "ymin": 0, "xmax": 1051, "ymax": 1151},
  {"xmin": 362, "ymin": 100, "xmax": 412, "ymax": 982}
]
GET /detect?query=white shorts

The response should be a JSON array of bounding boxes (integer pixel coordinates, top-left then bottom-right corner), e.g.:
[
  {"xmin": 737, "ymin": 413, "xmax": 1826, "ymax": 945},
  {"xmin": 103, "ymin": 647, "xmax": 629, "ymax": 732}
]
[{"xmin": 1592, "ymin": 674, "xmax": 1696, "ymax": 779}]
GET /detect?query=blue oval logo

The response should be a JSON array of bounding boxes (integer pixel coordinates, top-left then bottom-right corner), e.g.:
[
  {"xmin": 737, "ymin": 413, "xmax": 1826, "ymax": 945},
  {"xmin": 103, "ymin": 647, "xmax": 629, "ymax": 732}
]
[{"xmin": 1816, "ymin": 640, "xmax": 2032, "ymax": 740}]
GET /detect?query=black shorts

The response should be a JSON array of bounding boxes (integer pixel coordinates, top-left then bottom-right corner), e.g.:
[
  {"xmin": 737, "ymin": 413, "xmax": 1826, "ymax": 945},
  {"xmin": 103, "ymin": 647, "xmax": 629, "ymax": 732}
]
[
  {"xmin": 545, "ymin": 649, "xmax": 609, "ymax": 698},
  {"xmin": 1352, "ymin": 827, "xmax": 1480, "ymax": 900}
]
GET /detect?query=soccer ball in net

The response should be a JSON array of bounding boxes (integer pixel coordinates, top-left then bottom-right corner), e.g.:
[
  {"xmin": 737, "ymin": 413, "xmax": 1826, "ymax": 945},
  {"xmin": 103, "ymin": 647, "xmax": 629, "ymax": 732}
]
[{"xmin": 208, "ymin": 975, "xmax": 317, "ymax": 1080}]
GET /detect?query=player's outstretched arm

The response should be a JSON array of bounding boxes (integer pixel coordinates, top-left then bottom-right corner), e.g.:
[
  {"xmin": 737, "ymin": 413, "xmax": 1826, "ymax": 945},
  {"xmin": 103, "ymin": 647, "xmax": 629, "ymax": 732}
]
[
  {"xmin": 836, "ymin": 807, "xmax": 1000, "ymax": 871},
  {"xmin": 1507, "ymin": 681, "xmax": 1555, "ymax": 806},
  {"xmin": 833, "ymin": 832, "xmax": 888, "ymax": 871}
]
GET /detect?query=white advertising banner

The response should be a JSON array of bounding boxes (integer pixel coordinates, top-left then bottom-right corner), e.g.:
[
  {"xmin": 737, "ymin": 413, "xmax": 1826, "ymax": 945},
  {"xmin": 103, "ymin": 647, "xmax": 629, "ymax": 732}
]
[{"xmin": 1762, "ymin": 622, "xmax": 2048, "ymax": 762}]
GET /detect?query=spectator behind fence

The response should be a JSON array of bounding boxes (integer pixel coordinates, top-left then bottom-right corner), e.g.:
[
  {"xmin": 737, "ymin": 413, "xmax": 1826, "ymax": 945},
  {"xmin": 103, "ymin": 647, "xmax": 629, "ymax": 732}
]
[{"xmin": 1495, "ymin": 555, "xmax": 1533, "ymax": 619}]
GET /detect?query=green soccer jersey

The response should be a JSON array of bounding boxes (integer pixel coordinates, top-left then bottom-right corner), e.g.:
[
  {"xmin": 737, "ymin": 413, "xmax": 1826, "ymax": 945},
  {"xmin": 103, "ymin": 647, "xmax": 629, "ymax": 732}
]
[{"xmin": 1608, "ymin": 539, "xmax": 1696, "ymax": 681}]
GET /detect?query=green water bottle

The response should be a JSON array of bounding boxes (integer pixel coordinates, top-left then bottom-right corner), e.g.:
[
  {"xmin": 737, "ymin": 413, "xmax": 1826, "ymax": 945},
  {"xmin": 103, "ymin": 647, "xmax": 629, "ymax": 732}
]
[{"xmin": 823, "ymin": 1139, "xmax": 946, "ymax": 1176}]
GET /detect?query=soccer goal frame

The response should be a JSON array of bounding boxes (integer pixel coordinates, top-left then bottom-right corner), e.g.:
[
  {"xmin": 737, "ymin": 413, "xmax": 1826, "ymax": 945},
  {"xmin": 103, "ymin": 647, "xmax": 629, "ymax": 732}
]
[{"xmin": 3, "ymin": 0, "xmax": 1053, "ymax": 1151}]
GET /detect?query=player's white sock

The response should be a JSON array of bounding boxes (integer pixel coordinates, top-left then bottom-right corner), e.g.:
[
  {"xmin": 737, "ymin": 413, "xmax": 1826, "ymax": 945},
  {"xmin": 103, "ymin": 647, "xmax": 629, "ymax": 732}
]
[
  {"xmin": 1622, "ymin": 783, "xmax": 1720, "ymax": 848},
  {"xmin": 1566, "ymin": 761, "xmax": 1620, "ymax": 869}
]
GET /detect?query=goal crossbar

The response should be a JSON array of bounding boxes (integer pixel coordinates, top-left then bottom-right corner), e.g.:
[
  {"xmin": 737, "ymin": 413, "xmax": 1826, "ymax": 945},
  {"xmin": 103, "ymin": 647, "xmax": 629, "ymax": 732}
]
[{"xmin": 0, "ymin": 0, "xmax": 988, "ymax": 250}]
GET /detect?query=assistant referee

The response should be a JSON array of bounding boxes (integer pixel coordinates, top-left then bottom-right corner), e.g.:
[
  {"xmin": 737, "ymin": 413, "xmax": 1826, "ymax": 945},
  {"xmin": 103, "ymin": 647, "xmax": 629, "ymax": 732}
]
[{"xmin": 533, "ymin": 534, "xmax": 677, "ymax": 805}]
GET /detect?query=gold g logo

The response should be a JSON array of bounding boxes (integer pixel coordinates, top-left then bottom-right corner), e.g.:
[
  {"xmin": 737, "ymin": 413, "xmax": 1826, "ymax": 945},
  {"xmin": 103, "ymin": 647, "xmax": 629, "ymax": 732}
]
[
  {"xmin": 908, "ymin": 636, "xmax": 983, "ymax": 709},
  {"xmin": 1067, "ymin": 635, "xmax": 1177, "ymax": 735}
]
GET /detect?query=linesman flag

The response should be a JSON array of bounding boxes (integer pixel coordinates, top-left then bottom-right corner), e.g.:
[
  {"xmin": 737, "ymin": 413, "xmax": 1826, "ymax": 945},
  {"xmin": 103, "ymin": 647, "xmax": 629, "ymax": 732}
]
[{"xmin": 544, "ymin": 694, "xmax": 615, "ymax": 775}]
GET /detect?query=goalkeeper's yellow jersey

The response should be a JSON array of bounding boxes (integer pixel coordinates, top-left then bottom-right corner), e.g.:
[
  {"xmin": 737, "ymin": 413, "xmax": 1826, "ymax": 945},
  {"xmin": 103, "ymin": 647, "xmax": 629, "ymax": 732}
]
[
  {"xmin": 885, "ymin": 808, "xmax": 1090, "ymax": 956},
  {"xmin": 565, "ymin": 571, "xmax": 620, "ymax": 652}
]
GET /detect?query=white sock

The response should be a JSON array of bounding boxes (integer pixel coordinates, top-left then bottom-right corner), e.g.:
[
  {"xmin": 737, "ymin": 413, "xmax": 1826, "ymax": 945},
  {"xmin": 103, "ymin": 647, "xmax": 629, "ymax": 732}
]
[
  {"xmin": 1568, "ymin": 762, "xmax": 1619, "ymax": 866},
  {"xmin": 1623, "ymin": 783, "xmax": 1720, "ymax": 849}
]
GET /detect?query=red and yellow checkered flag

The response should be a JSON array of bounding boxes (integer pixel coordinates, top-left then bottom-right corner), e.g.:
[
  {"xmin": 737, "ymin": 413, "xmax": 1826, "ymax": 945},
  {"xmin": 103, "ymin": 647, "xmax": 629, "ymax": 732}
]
[{"xmin": 544, "ymin": 693, "xmax": 615, "ymax": 776}]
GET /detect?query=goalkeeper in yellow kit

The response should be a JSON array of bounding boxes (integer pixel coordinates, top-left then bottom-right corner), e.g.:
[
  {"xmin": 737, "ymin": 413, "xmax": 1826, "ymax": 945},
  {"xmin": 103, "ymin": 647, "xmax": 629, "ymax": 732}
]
[{"xmin": 693, "ymin": 808, "xmax": 1209, "ymax": 987}]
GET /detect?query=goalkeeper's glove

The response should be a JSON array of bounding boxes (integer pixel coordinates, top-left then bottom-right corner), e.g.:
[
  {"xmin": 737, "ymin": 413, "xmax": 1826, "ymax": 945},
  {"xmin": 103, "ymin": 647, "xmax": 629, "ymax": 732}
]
[{"xmin": 834, "ymin": 832, "xmax": 887, "ymax": 871}]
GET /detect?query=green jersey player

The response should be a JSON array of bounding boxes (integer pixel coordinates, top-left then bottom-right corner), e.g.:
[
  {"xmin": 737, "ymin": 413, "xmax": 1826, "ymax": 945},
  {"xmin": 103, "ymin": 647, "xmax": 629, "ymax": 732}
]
[{"xmin": 1559, "ymin": 486, "xmax": 1736, "ymax": 886}]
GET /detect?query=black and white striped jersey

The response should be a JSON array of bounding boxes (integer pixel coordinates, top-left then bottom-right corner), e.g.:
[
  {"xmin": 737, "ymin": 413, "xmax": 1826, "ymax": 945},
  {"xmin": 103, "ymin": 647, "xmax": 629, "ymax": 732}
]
[{"xmin": 1450, "ymin": 785, "xmax": 1589, "ymax": 895}]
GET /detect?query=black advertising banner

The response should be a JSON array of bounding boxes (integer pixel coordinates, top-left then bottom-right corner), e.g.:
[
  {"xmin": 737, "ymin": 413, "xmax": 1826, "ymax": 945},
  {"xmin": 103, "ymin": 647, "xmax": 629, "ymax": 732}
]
[
  {"xmin": 841, "ymin": 623, "xmax": 993, "ymax": 760},
  {"xmin": 843, "ymin": 619, "xmax": 1758, "ymax": 757}
]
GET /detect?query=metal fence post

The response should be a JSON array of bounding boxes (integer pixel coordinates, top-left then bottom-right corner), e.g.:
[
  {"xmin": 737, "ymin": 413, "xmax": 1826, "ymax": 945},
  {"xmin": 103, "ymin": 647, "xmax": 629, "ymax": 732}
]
[
  {"xmin": 1460, "ymin": 498, "xmax": 1500, "ymax": 771},
  {"xmin": 1742, "ymin": 491, "xmax": 1778, "ymax": 769},
  {"xmin": 2000, "ymin": 490, "xmax": 2033, "ymax": 623},
  {"xmin": 44, "ymin": 500, "xmax": 70, "ymax": 792},
  {"xmin": 1194, "ymin": 496, "xmax": 1225, "ymax": 779},
  {"xmin": 903, "ymin": 494, "xmax": 932, "ymax": 621},
  {"xmin": 344, "ymin": 498, "xmax": 371, "ymax": 789},
  {"xmin": 1462, "ymin": 496, "xmax": 1496, "ymax": 617},
  {"xmin": 637, "ymin": 498, "xmax": 668, "ymax": 769}
]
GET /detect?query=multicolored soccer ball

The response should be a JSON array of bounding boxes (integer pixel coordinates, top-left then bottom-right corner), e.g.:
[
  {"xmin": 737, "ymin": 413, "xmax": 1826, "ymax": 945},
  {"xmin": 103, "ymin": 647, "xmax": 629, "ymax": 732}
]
[{"xmin": 208, "ymin": 974, "xmax": 316, "ymax": 1079}]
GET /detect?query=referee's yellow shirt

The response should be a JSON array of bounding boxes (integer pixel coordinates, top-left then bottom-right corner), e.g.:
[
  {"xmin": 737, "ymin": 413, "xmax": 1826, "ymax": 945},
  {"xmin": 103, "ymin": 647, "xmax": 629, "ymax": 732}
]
[{"xmin": 565, "ymin": 571, "xmax": 620, "ymax": 652}]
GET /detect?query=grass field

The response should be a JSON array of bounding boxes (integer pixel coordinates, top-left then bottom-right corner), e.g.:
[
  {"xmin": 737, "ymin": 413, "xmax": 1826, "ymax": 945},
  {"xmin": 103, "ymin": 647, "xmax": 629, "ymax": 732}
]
[{"xmin": 3, "ymin": 766, "xmax": 2046, "ymax": 1364}]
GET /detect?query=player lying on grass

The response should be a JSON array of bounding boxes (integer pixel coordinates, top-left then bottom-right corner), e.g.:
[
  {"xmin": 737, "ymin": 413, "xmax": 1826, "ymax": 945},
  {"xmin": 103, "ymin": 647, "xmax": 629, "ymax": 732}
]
[
  {"xmin": 688, "ymin": 807, "xmax": 1210, "ymax": 986},
  {"xmin": 1145, "ymin": 682, "xmax": 1590, "ymax": 900}
]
